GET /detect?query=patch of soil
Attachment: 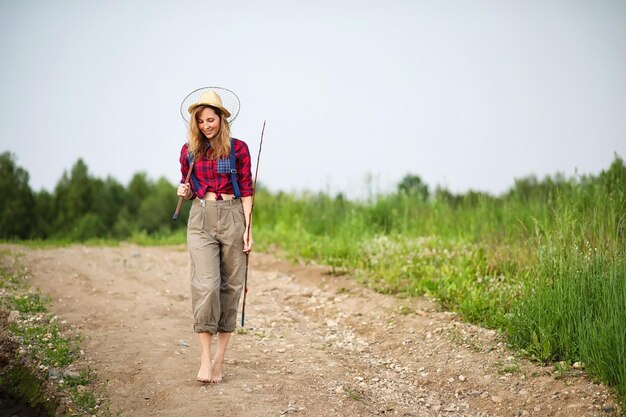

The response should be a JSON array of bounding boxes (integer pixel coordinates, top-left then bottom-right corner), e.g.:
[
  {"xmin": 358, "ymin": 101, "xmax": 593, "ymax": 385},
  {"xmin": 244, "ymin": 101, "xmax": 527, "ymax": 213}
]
[{"xmin": 6, "ymin": 244, "xmax": 620, "ymax": 417}]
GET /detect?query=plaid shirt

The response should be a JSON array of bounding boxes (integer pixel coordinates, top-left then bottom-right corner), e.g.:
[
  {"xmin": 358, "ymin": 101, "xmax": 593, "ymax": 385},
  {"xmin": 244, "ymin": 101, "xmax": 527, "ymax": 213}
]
[{"xmin": 179, "ymin": 138, "xmax": 253, "ymax": 199}]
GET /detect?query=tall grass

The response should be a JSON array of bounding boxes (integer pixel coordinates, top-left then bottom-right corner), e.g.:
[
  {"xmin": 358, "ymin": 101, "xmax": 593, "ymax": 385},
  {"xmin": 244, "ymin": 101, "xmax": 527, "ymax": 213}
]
[
  {"xmin": 510, "ymin": 238, "xmax": 625, "ymax": 393},
  {"xmin": 509, "ymin": 187, "xmax": 626, "ymax": 398},
  {"xmin": 253, "ymin": 156, "xmax": 626, "ymax": 401}
]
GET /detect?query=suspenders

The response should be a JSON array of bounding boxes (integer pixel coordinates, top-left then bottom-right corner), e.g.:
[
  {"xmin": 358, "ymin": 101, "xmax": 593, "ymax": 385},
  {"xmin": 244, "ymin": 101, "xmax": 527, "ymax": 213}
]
[
  {"xmin": 228, "ymin": 138, "xmax": 241, "ymax": 199},
  {"xmin": 187, "ymin": 138, "xmax": 241, "ymax": 200},
  {"xmin": 187, "ymin": 153, "xmax": 202, "ymax": 197}
]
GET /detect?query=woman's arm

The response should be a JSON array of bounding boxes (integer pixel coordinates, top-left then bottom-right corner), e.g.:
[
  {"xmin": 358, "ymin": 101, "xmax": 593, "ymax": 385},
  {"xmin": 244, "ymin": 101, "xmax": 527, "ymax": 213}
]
[
  {"xmin": 179, "ymin": 144, "xmax": 196, "ymax": 199},
  {"xmin": 242, "ymin": 195, "xmax": 253, "ymax": 252},
  {"xmin": 235, "ymin": 139, "xmax": 254, "ymax": 253}
]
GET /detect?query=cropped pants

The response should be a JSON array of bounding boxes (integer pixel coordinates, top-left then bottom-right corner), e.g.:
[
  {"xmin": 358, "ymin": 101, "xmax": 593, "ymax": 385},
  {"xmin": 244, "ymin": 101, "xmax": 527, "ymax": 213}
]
[{"xmin": 187, "ymin": 198, "xmax": 247, "ymax": 334}]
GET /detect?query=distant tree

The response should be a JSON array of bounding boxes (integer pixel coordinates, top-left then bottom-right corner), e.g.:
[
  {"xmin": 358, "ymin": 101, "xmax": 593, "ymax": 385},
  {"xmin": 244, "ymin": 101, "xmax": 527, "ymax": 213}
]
[
  {"xmin": 397, "ymin": 174, "xmax": 429, "ymax": 201},
  {"xmin": 0, "ymin": 152, "xmax": 35, "ymax": 238},
  {"xmin": 68, "ymin": 213, "xmax": 106, "ymax": 241},
  {"xmin": 53, "ymin": 159, "xmax": 96, "ymax": 233},
  {"xmin": 93, "ymin": 176, "xmax": 128, "ymax": 231},
  {"xmin": 50, "ymin": 158, "xmax": 112, "ymax": 239},
  {"xmin": 113, "ymin": 207, "xmax": 135, "ymax": 238},
  {"xmin": 138, "ymin": 177, "xmax": 179, "ymax": 234},
  {"xmin": 127, "ymin": 172, "xmax": 152, "ymax": 217},
  {"xmin": 33, "ymin": 190, "xmax": 56, "ymax": 238}
]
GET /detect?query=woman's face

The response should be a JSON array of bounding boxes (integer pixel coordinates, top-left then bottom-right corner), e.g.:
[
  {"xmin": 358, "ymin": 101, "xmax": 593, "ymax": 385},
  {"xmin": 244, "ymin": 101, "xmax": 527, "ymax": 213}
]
[{"xmin": 196, "ymin": 107, "xmax": 221, "ymax": 140}]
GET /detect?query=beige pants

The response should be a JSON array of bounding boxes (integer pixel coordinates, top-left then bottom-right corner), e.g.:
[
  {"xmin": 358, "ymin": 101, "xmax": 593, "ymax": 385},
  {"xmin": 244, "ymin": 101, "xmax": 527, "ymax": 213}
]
[{"xmin": 187, "ymin": 198, "xmax": 247, "ymax": 333}]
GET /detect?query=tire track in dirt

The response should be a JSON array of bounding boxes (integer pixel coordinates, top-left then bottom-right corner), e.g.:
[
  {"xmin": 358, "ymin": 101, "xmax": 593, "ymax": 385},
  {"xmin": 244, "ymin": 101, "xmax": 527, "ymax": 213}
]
[{"xmin": 12, "ymin": 245, "xmax": 619, "ymax": 417}]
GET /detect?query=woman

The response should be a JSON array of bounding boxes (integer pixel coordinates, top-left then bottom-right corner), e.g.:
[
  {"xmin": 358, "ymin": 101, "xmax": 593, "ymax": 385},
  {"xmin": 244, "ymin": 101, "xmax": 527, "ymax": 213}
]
[{"xmin": 176, "ymin": 90, "xmax": 253, "ymax": 383}]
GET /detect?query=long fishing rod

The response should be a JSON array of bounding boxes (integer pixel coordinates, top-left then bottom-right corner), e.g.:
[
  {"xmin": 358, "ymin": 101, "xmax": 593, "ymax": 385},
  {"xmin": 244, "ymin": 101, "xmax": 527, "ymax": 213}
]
[{"xmin": 241, "ymin": 120, "xmax": 266, "ymax": 327}]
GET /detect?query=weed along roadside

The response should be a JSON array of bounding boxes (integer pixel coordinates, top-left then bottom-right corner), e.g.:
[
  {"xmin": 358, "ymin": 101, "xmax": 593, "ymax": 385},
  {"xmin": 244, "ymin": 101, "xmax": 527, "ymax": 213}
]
[
  {"xmin": 0, "ymin": 323, "xmax": 53, "ymax": 417},
  {"xmin": 252, "ymin": 155, "xmax": 626, "ymax": 405},
  {"xmin": 0, "ymin": 248, "xmax": 109, "ymax": 416}
]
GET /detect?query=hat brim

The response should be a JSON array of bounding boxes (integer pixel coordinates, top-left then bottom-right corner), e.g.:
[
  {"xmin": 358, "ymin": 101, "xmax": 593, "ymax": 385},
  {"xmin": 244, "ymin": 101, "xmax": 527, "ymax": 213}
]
[
  {"xmin": 180, "ymin": 87, "xmax": 240, "ymax": 126},
  {"xmin": 188, "ymin": 103, "xmax": 231, "ymax": 119}
]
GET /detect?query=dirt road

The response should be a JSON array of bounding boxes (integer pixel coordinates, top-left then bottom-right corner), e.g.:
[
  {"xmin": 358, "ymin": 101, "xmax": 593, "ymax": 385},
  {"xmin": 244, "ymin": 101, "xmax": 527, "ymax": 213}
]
[{"xmin": 14, "ymin": 245, "xmax": 618, "ymax": 416}]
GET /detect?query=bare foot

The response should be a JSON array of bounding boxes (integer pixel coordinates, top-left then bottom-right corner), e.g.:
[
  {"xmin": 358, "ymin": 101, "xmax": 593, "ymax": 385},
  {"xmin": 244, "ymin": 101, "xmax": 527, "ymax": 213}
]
[
  {"xmin": 211, "ymin": 356, "xmax": 224, "ymax": 383},
  {"xmin": 196, "ymin": 356, "xmax": 212, "ymax": 383}
]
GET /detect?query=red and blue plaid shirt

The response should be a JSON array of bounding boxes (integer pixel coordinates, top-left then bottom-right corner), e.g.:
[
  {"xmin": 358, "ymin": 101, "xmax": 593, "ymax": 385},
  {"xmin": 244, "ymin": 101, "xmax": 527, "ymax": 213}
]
[{"xmin": 179, "ymin": 138, "xmax": 253, "ymax": 199}]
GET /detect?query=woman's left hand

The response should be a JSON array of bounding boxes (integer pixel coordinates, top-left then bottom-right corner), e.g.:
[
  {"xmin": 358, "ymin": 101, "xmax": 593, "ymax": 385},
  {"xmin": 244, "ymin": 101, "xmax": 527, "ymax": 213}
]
[{"xmin": 243, "ymin": 229, "xmax": 254, "ymax": 253}]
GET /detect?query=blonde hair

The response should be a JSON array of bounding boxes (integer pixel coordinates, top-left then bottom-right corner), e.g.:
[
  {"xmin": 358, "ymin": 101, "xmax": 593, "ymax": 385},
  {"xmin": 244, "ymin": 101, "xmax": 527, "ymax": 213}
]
[{"xmin": 187, "ymin": 106, "xmax": 231, "ymax": 161}]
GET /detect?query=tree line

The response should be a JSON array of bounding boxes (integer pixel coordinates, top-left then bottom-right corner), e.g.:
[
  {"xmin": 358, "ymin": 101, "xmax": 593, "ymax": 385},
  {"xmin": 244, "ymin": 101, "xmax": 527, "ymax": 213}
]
[
  {"xmin": 1, "ymin": 150, "xmax": 625, "ymax": 242},
  {"xmin": 0, "ymin": 152, "xmax": 188, "ymax": 240}
]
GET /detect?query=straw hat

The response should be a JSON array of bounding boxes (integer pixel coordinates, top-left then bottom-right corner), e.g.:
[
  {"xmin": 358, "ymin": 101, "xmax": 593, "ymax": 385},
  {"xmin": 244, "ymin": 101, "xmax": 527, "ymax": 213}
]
[
  {"xmin": 187, "ymin": 90, "xmax": 231, "ymax": 118},
  {"xmin": 180, "ymin": 87, "xmax": 240, "ymax": 126}
]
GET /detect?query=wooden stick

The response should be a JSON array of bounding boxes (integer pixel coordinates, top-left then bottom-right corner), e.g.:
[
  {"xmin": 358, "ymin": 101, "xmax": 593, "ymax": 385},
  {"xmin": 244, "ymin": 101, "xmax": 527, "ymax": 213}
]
[
  {"xmin": 241, "ymin": 120, "xmax": 266, "ymax": 327},
  {"xmin": 172, "ymin": 161, "xmax": 194, "ymax": 221}
]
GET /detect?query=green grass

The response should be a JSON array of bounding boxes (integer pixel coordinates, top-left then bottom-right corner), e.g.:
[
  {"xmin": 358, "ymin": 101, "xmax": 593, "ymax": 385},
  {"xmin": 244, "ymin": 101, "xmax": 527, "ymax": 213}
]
[
  {"xmin": 126, "ymin": 229, "xmax": 186, "ymax": 246},
  {"xmin": 8, "ymin": 292, "xmax": 48, "ymax": 314},
  {"xmin": 0, "ymin": 250, "xmax": 110, "ymax": 416},
  {"xmin": 510, "ymin": 234, "xmax": 626, "ymax": 396},
  {"xmin": 3, "ymin": 238, "xmax": 114, "ymax": 248},
  {"xmin": 63, "ymin": 369, "xmax": 101, "ymax": 413},
  {"xmin": 3, "ymin": 230, "xmax": 188, "ymax": 248},
  {"xmin": 2, "ymin": 227, "xmax": 188, "ymax": 248},
  {"xmin": 397, "ymin": 305, "xmax": 413, "ymax": 315},
  {"xmin": 250, "ymin": 156, "xmax": 626, "ymax": 402},
  {"xmin": 345, "ymin": 385, "xmax": 363, "ymax": 401}
]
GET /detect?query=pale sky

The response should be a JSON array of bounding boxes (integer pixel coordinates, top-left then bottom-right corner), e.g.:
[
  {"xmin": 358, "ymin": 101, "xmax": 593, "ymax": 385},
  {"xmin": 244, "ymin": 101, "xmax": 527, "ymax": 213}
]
[{"xmin": 1, "ymin": 0, "xmax": 625, "ymax": 198}]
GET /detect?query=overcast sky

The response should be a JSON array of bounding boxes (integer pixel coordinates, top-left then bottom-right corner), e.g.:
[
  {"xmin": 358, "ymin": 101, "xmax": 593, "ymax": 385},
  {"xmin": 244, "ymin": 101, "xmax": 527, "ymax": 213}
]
[{"xmin": 1, "ymin": 0, "xmax": 625, "ymax": 198}]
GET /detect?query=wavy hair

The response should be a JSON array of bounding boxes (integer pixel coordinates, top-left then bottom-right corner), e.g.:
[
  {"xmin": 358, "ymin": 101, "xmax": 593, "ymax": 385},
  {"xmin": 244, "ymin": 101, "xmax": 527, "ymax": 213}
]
[{"xmin": 187, "ymin": 106, "xmax": 231, "ymax": 161}]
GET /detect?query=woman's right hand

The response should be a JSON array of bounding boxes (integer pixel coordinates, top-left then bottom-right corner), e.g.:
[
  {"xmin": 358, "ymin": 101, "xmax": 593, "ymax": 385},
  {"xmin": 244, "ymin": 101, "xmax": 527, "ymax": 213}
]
[{"xmin": 177, "ymin": 183, "xmax": 192, "ymax": 199}]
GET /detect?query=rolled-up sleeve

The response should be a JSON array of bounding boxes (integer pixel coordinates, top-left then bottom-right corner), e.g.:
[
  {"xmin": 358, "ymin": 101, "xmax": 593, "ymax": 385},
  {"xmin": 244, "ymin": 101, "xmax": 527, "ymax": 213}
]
[
  {"xmin": 236, "ymin": 140, "xmax": 253, "ymax": 197},
  {"xmin": 179, "ymin": 143, "xmax": 197, "ymax": 198},
  {"xmin": 180, "ymin": 144, "xmax": 190, "ymax": 182}
]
